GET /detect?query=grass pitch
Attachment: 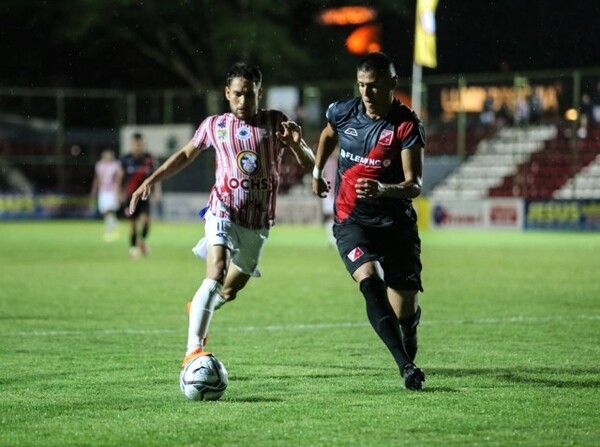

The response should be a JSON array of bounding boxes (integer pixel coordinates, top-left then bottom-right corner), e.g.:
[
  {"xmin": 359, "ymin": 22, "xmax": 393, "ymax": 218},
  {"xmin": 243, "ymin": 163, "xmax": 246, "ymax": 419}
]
[{"xmin": 0, "ymin": 221, "xmax": 598, "ymax": 446}]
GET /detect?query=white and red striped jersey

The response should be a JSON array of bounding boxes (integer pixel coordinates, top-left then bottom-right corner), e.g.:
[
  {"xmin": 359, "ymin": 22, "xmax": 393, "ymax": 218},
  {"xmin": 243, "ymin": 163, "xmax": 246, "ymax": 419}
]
[
  {"xmin": 95, "ymin": 159, "xmax": 122, "ymax": 194},
  {"xmin": 192, "ymin": 110, "xmax": 290, "ymax": 229}
]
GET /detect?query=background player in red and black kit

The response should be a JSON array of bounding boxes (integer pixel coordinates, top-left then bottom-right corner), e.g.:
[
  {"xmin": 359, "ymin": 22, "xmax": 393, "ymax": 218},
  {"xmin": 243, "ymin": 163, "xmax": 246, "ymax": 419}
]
[
  {"xmin": 121, "ymin": 133, "xmax": 159, "ymax": 259},
  {"xmin": 312, "ymin": 52, "xmax": 426, "ymax": 391}
]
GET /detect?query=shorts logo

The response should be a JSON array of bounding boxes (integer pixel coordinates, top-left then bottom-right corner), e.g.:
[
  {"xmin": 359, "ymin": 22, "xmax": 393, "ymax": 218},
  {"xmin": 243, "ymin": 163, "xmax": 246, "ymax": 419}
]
[
  {"xmin": 347, "ymin": 247, "xmax": 364, "ymax": 262},
  {"xmin": 235, "ymin": 127, "xmax": 252, "ymax": 140},
  {"xmin": 237, "ymin": 151, "xmax": 260, "ymax": 175},
  {"xmin": 379, "ymin": 130, "xmax": 393, "ymax": 146},
  {"xmin": 344, "ymin": 128, "xmax": 358, "ymax": 137}
]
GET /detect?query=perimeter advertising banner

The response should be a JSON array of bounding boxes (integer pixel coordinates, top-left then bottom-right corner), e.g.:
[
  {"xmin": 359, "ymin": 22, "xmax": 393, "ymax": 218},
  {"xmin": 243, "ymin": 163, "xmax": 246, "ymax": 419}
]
[
  {"xmin": 431, "ymin": 198, "xmax": 523, "ymax": 230},
  {"xmin": 525, "ymin": 200, "xmax": 600, "ymax": 231}
]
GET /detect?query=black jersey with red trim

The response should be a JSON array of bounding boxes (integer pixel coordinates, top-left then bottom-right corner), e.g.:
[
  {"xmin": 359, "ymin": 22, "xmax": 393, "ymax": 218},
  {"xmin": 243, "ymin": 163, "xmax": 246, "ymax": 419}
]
[
  {"xmin": 120, "ymin": 152, "xmax": 155, "ymax": 197},
  {"xmin": 327, "ymin": 97, "xmax": 425, "ymax": 227}
]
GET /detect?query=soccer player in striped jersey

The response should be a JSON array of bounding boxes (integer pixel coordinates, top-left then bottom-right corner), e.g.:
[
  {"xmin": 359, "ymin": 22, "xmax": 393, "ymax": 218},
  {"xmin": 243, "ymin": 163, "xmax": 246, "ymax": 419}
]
[
  {"xmin": 312, "ymin": 52, "xmax": 426, "ymax": 390},
  {"xmin": 128, "ymin": 62, "xmax": 314, "ymax": 368}
]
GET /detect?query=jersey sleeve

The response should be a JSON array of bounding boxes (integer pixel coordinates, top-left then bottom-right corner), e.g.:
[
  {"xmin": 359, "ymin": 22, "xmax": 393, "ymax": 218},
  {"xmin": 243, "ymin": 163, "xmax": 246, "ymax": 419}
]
[
  {"xmin": 325, "ymin": 102, "xmax": 341, "ymax": 132},
  {"xmin": 397, "ymin": 118, "xmax": 426, "ymax": 150},
  {"xmin": 192, "ymin": 116, "xmax": 214, "ymax": 151}
]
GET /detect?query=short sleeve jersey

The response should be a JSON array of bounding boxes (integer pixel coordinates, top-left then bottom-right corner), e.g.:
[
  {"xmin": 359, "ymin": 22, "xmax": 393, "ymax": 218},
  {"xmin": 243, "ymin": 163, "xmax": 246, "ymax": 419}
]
[
  {"xmin": 121, "ymin": 153, "xmax": 155, "ymax": 197},
  {"xmin": 95, "ymin": 159, "xmax": 121, "ymax": 194},
  {"xmin": 192, "ymin": 110, "xmax": 289, "ymax": 230},
  {"xmin": 327, "ymin": 98, "xmax": 425, "ymax": 227}
]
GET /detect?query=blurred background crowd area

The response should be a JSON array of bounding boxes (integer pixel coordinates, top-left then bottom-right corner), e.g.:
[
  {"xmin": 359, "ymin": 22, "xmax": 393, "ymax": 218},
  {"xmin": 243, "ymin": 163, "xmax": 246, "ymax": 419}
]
[{"xmin": 1, "ymin": 0, "xmax": 599, "ymax": 205}]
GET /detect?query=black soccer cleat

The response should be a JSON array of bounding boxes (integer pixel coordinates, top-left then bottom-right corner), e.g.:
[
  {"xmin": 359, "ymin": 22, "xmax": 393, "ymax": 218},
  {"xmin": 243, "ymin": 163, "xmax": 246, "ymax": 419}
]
[{"xmin": 403, "ymin": 363, "xmax": 426, "ymax": 391}]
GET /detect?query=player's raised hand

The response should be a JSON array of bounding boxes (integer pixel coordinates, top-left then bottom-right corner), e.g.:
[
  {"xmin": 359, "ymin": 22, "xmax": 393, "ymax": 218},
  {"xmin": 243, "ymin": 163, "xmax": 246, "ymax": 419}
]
[
  {"xmin": 276, "ymin": 121, "xmax": 302, "ymax": 148},
  {"xmin": 129, "ymin": 181, "xmax": 152, "ymax": 215},
  {"xmin": 355, "ymin": 178, "xmax": 384, "ymax": 199}
]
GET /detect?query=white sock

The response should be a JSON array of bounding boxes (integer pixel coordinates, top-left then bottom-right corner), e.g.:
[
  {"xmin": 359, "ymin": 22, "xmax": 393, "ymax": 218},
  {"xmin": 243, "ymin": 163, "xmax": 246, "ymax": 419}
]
[
  {"xmin": 213, "ymin": 295, "xmax": 227, "ymax": 311},
  {"xmin": 186, "ymin": 279, "xmax": 222, "ymax": 354},
  {"xmin": 105, "ymin": 213, "xmax": 117, "ymax": 233}
]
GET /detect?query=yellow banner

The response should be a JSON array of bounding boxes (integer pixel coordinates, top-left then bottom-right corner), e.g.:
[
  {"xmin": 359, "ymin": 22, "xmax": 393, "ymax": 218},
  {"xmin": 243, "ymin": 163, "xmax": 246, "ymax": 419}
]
[{"xmin": 414, "ymin": 0, "xmax": 438, "ymax": 68}]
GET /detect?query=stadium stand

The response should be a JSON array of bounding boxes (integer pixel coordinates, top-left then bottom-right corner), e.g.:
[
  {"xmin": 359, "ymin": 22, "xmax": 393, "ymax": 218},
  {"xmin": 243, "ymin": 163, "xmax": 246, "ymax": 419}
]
[
  {"xmin": 430, "ymin": 125, "xmax": 557, "ymax": 199},
  {"xmin": 489, "ymin": 125, "xmax": 600, "ymax": 199},
  {"xmin": 553, "ymin": 126, "xmax": 600, "ymax": 199}
]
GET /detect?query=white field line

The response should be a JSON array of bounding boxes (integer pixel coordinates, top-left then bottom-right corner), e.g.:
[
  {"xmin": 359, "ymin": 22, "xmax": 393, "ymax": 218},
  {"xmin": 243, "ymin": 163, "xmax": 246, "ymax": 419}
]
[{"xmin": 1, "ymin": 315, "xmax": 599, "ymax": 338}]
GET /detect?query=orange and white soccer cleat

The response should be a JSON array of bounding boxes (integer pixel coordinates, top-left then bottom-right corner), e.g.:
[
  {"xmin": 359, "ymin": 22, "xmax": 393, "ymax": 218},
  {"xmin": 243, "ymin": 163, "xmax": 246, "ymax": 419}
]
[{"xmin": 181, "ymin": 348, "xmax": 213, "ymax": 368}]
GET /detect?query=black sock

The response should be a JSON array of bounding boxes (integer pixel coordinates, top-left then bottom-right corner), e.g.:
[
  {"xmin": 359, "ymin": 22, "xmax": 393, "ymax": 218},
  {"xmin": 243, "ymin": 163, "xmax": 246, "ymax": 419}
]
[
  {"xmin": 399, "ymin": 306, "xmax": 421, "ymax": 362},
  {"xmin": 359, "ymin": 277, "xmax": 412, "ymax": 371},
  {"xmin": 399, "ymin": 306, "xmax": 421, "ymax": 329},
  {"xmin": 141, "ymin": 222, "xmax": 149, "ymax": 239}
]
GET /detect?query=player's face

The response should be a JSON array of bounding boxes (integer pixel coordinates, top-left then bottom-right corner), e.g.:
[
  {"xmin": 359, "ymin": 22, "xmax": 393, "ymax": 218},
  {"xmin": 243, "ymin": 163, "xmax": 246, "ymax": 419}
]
[
  {"xmin": 357, "ymin": 69, "xmax": 396, "ymax": 118},
  {"xmin": 131, "ymin": 137, "xmax": 144, "ymax": 156},
  {"xmin": 225, "ymin": 77, "xmax": 262, "ymax": 120}
]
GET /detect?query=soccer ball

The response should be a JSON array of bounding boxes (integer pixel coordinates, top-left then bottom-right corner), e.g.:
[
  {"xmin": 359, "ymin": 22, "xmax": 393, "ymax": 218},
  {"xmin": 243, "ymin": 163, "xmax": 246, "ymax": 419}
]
[{"xmin": 180, "ymin": 354, "xmax": 228, "ymax": 401}]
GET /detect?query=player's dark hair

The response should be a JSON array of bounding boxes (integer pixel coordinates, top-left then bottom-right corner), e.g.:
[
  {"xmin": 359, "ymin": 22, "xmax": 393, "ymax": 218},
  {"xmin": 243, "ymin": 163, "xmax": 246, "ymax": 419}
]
[
  {"xmin": 226, "ymin": 62, "xmax": 263, "ymax": 87},
  {"xmin": 357, "ymin": 52, "xmax": 397, "ymax": 79},
  {"xmin": 132, "ymin": 132, "xmax": 143, "ymax": 140}
]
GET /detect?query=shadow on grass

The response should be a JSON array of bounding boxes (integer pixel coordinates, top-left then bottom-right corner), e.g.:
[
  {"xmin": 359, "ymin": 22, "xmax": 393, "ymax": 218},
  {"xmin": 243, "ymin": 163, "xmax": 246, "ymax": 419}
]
[{"xmin": 426, "ymin": 366, "xmax": 600, "ymax": 390}]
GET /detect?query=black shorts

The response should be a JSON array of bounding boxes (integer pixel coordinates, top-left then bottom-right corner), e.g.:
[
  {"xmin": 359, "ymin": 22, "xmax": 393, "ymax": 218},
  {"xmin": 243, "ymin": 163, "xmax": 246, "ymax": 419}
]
[
  {"xmin": 333, "ymin": 221, "xmax": 423, "ymax": 292},
  {"xmin": 123, "ymin": 197, "xmax": 150, "ymax": 219}
]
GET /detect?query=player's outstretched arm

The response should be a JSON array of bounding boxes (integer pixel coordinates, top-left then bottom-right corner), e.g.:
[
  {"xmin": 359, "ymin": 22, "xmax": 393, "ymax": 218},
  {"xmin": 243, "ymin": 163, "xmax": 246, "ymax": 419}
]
[
  {"xmin": 129, "ymin": 140, "xmax": 199, "ymax": 215},
  {"xmin": 276, "ymin": 121, "xmax": 315, "ymax": 168}
]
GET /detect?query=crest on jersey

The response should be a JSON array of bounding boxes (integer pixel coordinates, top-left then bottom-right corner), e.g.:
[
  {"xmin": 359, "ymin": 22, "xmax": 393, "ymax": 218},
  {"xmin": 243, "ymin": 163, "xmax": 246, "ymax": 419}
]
[
  {"xmin": 347, "ymin": 247, "xmax": 364, "ymax": 262},
  {"xmin": 235, "ymin": 127, "xmax": 252, "ymax": 140},
  {"xmin": 378, "ymin": 129, "xmax": 393, "ymax": 146},
  {"xmin": 216, "ymin": 128, "xmax": 228, "ymax": 142},
  {"xmin": 237, "ymin": 151, "xmax": 260, "ymax": 175}
]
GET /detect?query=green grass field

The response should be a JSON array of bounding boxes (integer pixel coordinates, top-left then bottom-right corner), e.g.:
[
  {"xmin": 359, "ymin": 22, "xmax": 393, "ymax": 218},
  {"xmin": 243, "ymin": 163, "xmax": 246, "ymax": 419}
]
[{"xmin": 1, "ymin": 221, "xmax": 598, "ymax": 446}]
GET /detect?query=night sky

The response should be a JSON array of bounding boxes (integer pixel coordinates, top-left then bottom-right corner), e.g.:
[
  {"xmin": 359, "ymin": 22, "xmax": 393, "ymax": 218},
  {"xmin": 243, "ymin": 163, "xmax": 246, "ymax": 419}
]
[
  {"xmin": 433, "ymin": 0, "xmax": 600, "ymax": 75},
  {"xmin": 0, "ymin": 1, "xmax": 598, "ymax": 89}
]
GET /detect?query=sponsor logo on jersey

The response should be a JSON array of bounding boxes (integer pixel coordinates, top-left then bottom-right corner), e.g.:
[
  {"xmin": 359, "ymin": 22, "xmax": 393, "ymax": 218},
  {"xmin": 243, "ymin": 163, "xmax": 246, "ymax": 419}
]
[
  {"xmin": 347, "ymin": 247, "xmax": 364, "ymax": 262},
  {"xmin": 227, "ymin": 177, "xmax": 274, "ymax": 191},
  {"xmin": 378, "ymin": 129, "xmax": 393, "ymax": 146},
  {"xmin": 344, "ymin": 127, "xmax": 358, "ymax": 136},
  {"xmin": 235, "ymin": 127, "xmax": 252, "ymax": 140},
  {"xmin": 340, "ymin": 148, "xmax": 382, "ymax": 167},
  {"xmin": 237, "ymin": 151, "xmax": 260, "ymax": 175}
]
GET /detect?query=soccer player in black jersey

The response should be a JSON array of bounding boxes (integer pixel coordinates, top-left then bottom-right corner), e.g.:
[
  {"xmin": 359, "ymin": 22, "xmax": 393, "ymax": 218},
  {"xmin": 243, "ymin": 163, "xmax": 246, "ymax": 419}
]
[
  {"xmin": 121, "ymin": 133, "xmax": 160, "ymax": 259},
  {"xmin": 312, "ymin": 52, "xmax": 426, "ymax": 391}
]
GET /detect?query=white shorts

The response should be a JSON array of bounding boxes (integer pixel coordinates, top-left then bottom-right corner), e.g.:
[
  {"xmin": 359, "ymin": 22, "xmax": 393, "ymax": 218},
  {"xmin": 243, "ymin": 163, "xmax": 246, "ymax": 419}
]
[
  {"xmin": 98, "ymin": 191, "xmax": 119, "ymax": 214},
  {"xmin": 192, "ymin": 209, "xmax": 269, "ymax": 277}
]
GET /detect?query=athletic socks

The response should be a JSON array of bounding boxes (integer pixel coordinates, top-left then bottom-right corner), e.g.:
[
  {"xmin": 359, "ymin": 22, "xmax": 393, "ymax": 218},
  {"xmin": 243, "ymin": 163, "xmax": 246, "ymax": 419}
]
[
  {"xmin": 186, "ymin": 279, "xmax": 222, "ymax": 354},
  {"xmin": 141, "ymin": 222, "xmax": 149, "ymax": 239},
  {"xmin": 399, "ymin": 306, "xmax": 421, "ymax": 361},
  {"xmin": 359, "ymin": 277, "xmax": 413, "ymax": 371},
  {"xmin": 213, "ymin": 295, "xmax": 227, "ymax": 311}
]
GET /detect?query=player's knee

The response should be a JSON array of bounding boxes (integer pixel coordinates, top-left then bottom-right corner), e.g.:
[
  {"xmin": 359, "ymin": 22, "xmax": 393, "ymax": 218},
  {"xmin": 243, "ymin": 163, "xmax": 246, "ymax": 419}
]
[
  {"xmin": 359, "ymin": 276, "xmax": 387, "ymax": 303},
  {"xmin": 206, "ymin": 263, "xmax": 227, "ymax": 284}
]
